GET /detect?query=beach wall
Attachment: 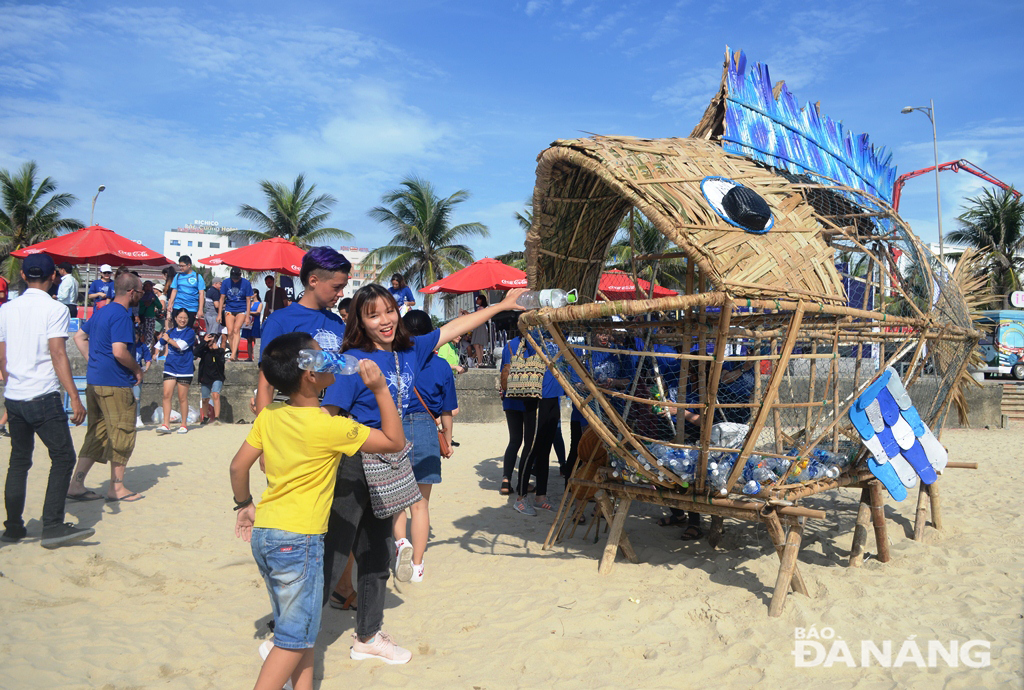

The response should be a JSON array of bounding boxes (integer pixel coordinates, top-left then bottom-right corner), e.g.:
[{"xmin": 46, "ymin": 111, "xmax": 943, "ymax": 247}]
[{"xmin": 0, "ymin": 349, "xmax": 1002, "ymax": 429}]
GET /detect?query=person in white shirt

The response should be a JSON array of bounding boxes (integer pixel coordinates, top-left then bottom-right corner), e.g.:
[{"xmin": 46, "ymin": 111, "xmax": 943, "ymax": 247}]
[
  {"xmin": 56, "ymin": 262, "xmax": 79, "ymax": 318},
  {"xmin": 0, "ymin": 253, "xmax": 91, "ymax": 549}
]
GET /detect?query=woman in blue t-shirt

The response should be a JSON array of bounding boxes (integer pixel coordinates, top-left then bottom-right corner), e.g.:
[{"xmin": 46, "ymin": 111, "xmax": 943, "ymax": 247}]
[
  {"xmin": 221, "ymin": 268, "xmax": 254, "ymax": 361},
  {"xmin": 388, "ymin": 274, "xmax": 415, "ymax": 315},
  {"xmin": 321, "ymin": 283, "xmax": 525, "ymax": 655},
  {"xmin": 156, "ymin": 310, "xmax": 195, "ymax": 435}
]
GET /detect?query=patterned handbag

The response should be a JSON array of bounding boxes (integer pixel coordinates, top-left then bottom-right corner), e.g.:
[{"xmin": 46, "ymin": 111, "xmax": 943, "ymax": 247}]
[
  {"xmin": 360, "ymin": 351, "xmax": 422, "ymax": 518},
  {"xmin": 362, "ymin": 442, "xmax": 421, "ymax": 518},
  {"xmin": 505, "ymin": 339, "xmax": 545, "ymax": 399}
]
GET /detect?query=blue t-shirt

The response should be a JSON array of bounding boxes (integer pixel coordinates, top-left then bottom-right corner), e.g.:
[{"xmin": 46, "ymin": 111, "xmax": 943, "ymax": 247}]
[
  {"xmin": 164, "ymin": 327, "xmax": 196, "ymax": 376},
  {"xmin": 259, "ymin": 303, "xmax": 346, "ymax": 362},
  {"xmin": 570, "ymin": 346, "xmax": 631, "ymax": 424},
  {"xmin": 134, "ymin": 342, "xmax": 152, "ymax": 369},
  {"xmin": 389, "ymin": 285, "xmax": 415, "ymax": 306},
  {"xmin": 222, "ymin": 278, "xmax": 253, "ymax": 313},
  {"xmin": 322, "ymin": 330, "xmax": 441, "ymax": 429},
  {"xmin": 82, "ymin": 302, "xmax": 136, "ymax": 387},
  {"xmin": 171, "ymin": 271, "xmax": 206, "ymax": 311},
  {"xmin": 408, "ymin": 353, "xmax": 457, "ymax": 416},
  {"xmin": 88, "ymin": 279, "xmax": 115, "ymax": 302}
]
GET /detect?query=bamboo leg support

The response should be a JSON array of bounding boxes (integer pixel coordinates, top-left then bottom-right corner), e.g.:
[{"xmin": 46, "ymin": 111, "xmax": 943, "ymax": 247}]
[
  {"xmin": 929, "ymin": 481, "xmax": 943, "ymax": 530},
  {"xmin": 707, "ymin": 515, "xmax": 724, "ymax": 549},
  {"xmin": 868, "ymin": 480, "xmax": 890, "ymax": 563},
  {"xmin": 762, "ymin": 510, "xmax": 809, "ymax": 596},
  {"xmin": 913, "ymin": 483, "xmax": 929, "ymax": 541},
  {"xmin": 769, "ymin": 518, "xmax": 804, "ymax": 617},
  {"xmin": 849, "ymin": 486, "xmax": 871, "ymax": 567},
  {"xmin": 598, "ymin": 496, "xmax": 633, "ymax": 574}
]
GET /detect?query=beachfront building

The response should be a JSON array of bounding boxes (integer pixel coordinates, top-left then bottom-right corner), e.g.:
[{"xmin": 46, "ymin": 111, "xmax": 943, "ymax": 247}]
[
  {"xmin": 163, "ymin": 221, "xmax": 252, "ymax": 278},
  {"xmin": 345, "ymin": 246, "xmax": 384, "ymax": 298}
]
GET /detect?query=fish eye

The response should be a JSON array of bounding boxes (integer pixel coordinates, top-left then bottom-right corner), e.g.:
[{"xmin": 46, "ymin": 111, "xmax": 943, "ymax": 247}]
[{"xmin": 700, "ymin": 176, "xmax": 773, "ymax": 234}]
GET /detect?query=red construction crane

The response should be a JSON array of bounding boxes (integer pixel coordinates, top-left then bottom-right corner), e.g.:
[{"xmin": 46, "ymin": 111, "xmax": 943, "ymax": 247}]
[{"xmin": 892, "ymin": 159, "xmax": 1020, "ymax": 211}]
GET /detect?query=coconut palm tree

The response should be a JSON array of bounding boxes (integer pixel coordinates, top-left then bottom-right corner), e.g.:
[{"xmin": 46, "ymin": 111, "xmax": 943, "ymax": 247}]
[
  {"xmin": 945, "ymin": 186, "xmax": 1024, "ymax": 307},
  {"xmin": 0, "ymin": 161, "xmax": 83, "ymax": 280},
  {"xmin": 607, "ymin": 210, "xmax": 687, "ymax": 292},
  {"xmin": 364, "ymin": 176, "xmax": 489, "ymax": 311},
  {"xmin": 236, "ymin": 174, "xmax": 354, "ymax": 248},
  {"xmin": 493, "ymin": 200, "xmax": 530, "ymax": 270}
]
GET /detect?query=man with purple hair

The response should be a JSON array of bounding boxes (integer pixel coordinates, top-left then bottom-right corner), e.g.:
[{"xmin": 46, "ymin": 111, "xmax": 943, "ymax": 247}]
[{"xmin": 254, "ymin": 247, "xmax": 352, "ymax": 412}]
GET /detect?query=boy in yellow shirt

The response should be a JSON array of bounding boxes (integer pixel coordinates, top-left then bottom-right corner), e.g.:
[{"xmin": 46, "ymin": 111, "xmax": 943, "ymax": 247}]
[{"xmin": 230, "ymin": 332, "xmax": 405, "ymax": 690}]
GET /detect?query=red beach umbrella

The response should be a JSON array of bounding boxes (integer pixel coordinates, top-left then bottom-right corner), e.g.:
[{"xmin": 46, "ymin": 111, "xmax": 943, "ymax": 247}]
[
  {"xmin": 596, "ymin": 269, "xmax": 677, "ymax": 300},
  {"xmin": 419, "ymin": 258, "xmax": 527, "ymax": 294},
  {"xmin": 199, "ymin": 237, "xmax": 306, "ymax": 276},
  {"xmin": 11, "ymin": 225, "xmax": 171, "ymax": 266}
]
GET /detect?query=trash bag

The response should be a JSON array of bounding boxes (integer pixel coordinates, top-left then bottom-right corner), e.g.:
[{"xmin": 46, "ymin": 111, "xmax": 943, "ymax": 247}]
[
  {"xmin": 722, "ymin": 185, "xmax": 772, "ymax": 232},
  {"xmin": 151, "ymin": 406, "xmax": 200, "ymax": 424}
]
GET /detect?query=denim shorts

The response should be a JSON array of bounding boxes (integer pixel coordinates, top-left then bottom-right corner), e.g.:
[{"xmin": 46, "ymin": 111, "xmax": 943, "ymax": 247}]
[
  {"xmin": 251, "ymin": 528, "xmax": 325, "ymax": 649},
  {"xmin": 404, "ymin": 412, "xmax": 441, "ymax": 484},
  {"xmin": 200, "ymin": 380, "xmax": 224, "ymax": 398}
]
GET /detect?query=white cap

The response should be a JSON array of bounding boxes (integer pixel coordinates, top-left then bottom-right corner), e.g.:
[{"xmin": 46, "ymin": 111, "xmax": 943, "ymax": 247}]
[{"xmin": 100, "ymin": 264, "xmax": 113, "ymax": 273}]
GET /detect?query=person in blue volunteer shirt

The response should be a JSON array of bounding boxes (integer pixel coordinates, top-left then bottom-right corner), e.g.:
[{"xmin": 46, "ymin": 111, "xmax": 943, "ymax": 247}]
[
  {"xmin": 69, "ymin": 271, "xmax": 145, "ymax": 503},
  {"xmin": 167, "ymin": 255, "xmax": 205, "ymax": 329},
  {"xmin": 254, "ymin": 247, "xmax": 352, "ymax": 411},
  {"xmin": 498, "ymin": 337, "xmax": 528, "ymax": 497},
  {"xmin": 320, "ymin": 283, "xmax": 525, "ymax": 657},
  {"xmin": 132, "ymin": 328, "xmax": 152, "ymax": 428},
  {"xmin": 156, "ymin": 310, "xmax": 196, "ymax": 435},
  {"xmin": 221, "ymin": 267, "xmax": 254, "ymax": 362},
  {"xmin": 87, "ymin": 264, "xmax": 116, "ymax": 310},
  {"xmin": 390, "ymin": 310, "xmax": 457, "ymax": 583},
  {"xmin": 388, "ymin": 274, "xmax": 415, "ymax": 313}
]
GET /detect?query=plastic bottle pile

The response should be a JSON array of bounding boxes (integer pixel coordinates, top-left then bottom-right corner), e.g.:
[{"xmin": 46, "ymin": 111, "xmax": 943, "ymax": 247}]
[{"xmin": 608, "ymin": 444, "xmax": 854, "ymax": 495}]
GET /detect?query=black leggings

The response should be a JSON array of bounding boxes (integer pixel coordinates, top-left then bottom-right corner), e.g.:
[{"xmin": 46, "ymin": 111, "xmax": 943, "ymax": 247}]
[
  {"xmin": 522, "ymin": 398, "xmax": 560, "ymax": 497},
  {"xmin": 566, "ymin": 419, "xmax": 584, "ymax": 477},
  {"xmin": 502, "ymin": 407, "xmax": 533, "ymax": 482}
]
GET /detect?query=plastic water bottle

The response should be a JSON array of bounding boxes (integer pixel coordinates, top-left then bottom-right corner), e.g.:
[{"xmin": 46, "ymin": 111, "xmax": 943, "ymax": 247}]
[
  {"xmin": 296, "ymin": 349, "xmax": 360, "ymax": 375},
  {"xmin": 515, "ymin": 289, "xmax": 578, "ymax": 309},
  {"xmin": 742, "ymin": 480, "xmax": 761, "ymax": 495}
]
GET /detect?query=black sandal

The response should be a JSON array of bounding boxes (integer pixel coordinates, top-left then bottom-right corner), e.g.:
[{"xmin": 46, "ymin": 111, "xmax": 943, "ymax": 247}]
[
  {"xmin": 657, "ymin": 514, "xmax": 687, "ymax": 527},
  {"xmin": 680, "ymin": 525, "xmax": 704, "ymax": 541},
  {"xmin": 499, "ymin": 478, "xmax": 512, "ymax": 496}
]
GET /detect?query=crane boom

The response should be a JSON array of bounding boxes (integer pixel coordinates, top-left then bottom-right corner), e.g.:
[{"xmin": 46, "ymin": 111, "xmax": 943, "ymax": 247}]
[{"xmin": 892, "ymin": 159, "xmax": 1020, "ymax": 211}]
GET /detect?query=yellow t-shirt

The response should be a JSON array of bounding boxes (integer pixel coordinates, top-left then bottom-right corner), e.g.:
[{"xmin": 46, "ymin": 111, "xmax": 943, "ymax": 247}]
[{"xmin": 247, "ymin": 403, "xmax": 371, "ymax": 534}]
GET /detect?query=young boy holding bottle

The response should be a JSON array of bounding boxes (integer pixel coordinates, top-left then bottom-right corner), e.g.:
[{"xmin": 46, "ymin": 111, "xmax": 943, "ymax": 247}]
[{"xmin": 230, "ymin": 332, "xmax": 405, "ymax": 690}]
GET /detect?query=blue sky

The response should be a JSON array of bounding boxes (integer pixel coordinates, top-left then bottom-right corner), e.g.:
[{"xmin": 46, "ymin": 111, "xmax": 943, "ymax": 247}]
[{"xmin": 2, "ymin": 0, "xmax": 1021, "ymax": 266}]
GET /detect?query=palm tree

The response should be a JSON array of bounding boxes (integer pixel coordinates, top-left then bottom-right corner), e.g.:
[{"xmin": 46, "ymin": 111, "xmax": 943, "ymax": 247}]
[
  {"xmin": 364, "ymin": 176, "xmax": 489, "ymax": 311},
  {"xmin": 493, "ymin": 200, "xmax": 530, "ymax": 270},
  {"xmin": 607, "ymin": 210, "xmax": 688, "ymax": 292},
  {"xmin": 945, "ymin": 187, "xmax": 1024, "ymax": 307},
  {"xmin": 236, "ymin": 174, "xmax": 354, "ymax": 248},
  {"xmin": 0, "ymin": 161, "xmax": 83, "ymax": 280}
]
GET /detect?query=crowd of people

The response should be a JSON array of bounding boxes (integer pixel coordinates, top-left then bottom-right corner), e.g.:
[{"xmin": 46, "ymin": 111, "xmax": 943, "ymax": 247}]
[{"xmin": 1, "ymin": 245, "xmax": 546, "ymax": 688}]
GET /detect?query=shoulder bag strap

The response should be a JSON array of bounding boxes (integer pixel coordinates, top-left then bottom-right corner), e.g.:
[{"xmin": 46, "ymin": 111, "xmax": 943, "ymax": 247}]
[{"xmin": 412, "ymin": 386, "xmax": 440, "ymax": 426}]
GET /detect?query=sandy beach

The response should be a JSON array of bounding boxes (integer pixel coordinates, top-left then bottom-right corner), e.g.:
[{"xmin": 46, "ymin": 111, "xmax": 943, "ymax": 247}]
[{"xmin": 0, "ymin": 421, "xmax": 1021, "ymax": 689}]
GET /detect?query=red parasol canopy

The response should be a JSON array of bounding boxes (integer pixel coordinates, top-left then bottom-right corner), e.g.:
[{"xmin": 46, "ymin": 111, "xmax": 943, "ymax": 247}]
[
  {"xmin": 199, "ymin": 237, "xmax": 305, "ymax": 276},
  {"xmin": 419, "ymin": 258, "xmax": 527, "ymax": 294},
  {"xmin": 596, "ymin": 269, "xmax": 678, "ymax": 300},
  {"xmin": 11, "ymin": 225, "xmax": 171, "ymax": 266}
]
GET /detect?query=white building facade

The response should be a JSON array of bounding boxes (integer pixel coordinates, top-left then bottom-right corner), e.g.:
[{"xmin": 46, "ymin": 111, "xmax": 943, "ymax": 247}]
[{"xmin": 163, "ymin": 221, "xmax": 251, "ymax": 278}]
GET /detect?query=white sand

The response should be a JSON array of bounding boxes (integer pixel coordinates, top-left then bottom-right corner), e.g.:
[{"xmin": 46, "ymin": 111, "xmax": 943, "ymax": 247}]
[{"xmin": 0, "ymin": 423, "xmax": 1020, "ymax": 688}]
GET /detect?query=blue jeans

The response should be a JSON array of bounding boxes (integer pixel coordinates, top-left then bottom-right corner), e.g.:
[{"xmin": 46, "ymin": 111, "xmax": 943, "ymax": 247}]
[
  {"xmin": 251, "ymin": 528, "xmax": 325, "ymax": 649},
  {"xmin": 3, "ymin": 392, "xmax": 77, "ymax": 531}
]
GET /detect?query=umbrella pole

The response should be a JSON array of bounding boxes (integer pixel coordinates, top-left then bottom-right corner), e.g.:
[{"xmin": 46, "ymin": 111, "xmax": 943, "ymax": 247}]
[{"xmin": 83, "ymin": 263, "xmax": 90, "ymax": 319}]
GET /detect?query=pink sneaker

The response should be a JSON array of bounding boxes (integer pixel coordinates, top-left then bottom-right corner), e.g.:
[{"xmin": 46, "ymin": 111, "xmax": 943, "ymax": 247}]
[{"xmin": 350, "ymin": 631, "xmax": 412, "ymax": 664}]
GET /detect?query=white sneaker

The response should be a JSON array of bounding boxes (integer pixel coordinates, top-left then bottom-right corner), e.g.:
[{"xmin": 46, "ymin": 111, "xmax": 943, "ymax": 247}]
[
  {"xmin": 410, "ymin": 563, "xmax": 424, "ymax": 583},
  {"xmin": 350, "ymin": 631, "xmax": 412, "ymax": 664},
  {"xmin": 155, "ymin": 425, "xmax": 171, "ymax": 435},
  {"xmin": 257, "ymin": 640, "xmax": 294, "ymax": 690},
  {"xmin": 136, "ymin": 416, "xmax": 144, "ymax": 429},
  {"xmin": 395, "ymin": 538, "xmax": 413, "ymax": 582}
]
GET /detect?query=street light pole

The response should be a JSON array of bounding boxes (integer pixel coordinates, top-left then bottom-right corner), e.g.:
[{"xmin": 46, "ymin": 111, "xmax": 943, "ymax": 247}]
[
  {"xmin": 901, "ymin": 102, "xmax": 943, "ymax": 266},
  {"xmin": 90, "ymin": 184, "xmax": 106, "ymax": 226}
]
